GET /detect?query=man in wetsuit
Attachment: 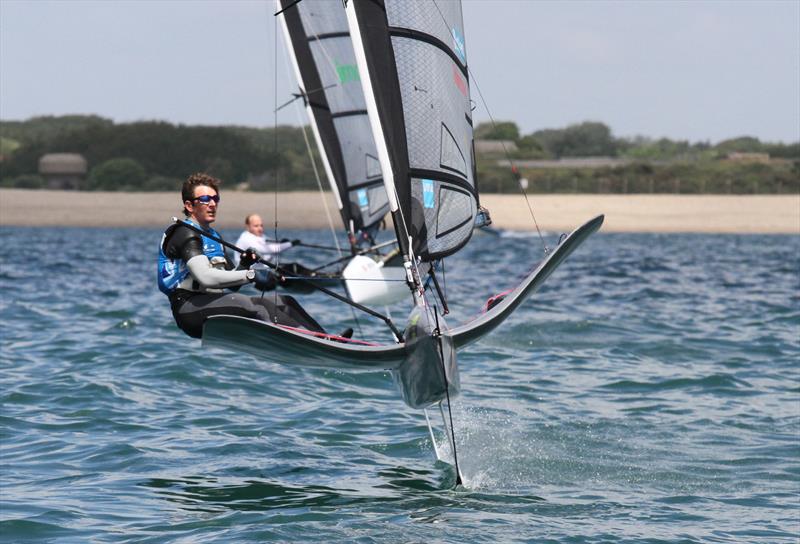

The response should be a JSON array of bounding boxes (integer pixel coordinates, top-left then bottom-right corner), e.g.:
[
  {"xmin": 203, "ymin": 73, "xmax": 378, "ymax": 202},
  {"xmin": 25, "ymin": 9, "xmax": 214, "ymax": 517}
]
[{"xmin": 157, "ymin": 172, "xmax": 325, "ymax": 339}]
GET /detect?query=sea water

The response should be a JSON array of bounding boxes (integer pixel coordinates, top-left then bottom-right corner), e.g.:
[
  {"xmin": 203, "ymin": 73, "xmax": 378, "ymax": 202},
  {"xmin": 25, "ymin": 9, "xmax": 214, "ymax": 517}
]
[{"xmin": 0, "ymin": 226, "xmax": 798, "ymax": 543}]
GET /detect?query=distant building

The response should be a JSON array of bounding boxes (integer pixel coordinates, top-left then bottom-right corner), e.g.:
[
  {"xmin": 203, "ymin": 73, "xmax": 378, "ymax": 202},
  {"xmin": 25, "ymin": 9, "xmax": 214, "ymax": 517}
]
[
  {"xmin": 38, "ymin": 153, "xmax": 87, "ymax": 189},
  {"xmin": 474, "ymin": 139, "xmax": 518, "ymax": 154},
  {"xmin": 499, "ymin": 156, "xmax": 630, "ymax": 169},
  {"xmin": 726, "ymin": 152, "xmax": 770, "ymax": 163}
]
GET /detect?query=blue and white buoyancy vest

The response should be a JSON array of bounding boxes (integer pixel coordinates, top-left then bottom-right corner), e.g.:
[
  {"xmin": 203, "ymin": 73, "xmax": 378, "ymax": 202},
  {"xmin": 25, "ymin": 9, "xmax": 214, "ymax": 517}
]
[{"xmin": 157, "ymin": 220, "xmax": 227, "ymax": 295}]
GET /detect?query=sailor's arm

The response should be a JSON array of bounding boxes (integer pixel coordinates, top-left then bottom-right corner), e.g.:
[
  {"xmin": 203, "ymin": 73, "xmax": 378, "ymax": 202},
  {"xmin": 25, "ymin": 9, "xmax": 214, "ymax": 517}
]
[
  {"xmin": 186, "ymin": 255, "xmax": 251, "ymax": 289},
  {"xmin": 175, "ymin": 229, "xmax": 251, "ymax": 289},
  {"xmin": 263, "ymin": 240, "xmax": 293, "ymax": 254}
]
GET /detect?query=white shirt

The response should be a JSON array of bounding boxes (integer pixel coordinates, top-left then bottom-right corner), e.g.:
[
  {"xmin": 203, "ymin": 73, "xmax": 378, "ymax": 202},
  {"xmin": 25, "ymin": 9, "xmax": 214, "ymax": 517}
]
[{"xmin": 233, "ymin": 230, "xmax": 292, "ymax": 265}]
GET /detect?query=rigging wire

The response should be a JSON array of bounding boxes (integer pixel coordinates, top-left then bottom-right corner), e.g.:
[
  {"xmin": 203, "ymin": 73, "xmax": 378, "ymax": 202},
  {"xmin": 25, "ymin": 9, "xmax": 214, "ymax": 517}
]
[
  {"xmin": 430, "ymin": 0, "xmax": 549, "ymax": 254},
  {"xmin": 428, "ymin": 264, "xmax": 449, "ymax": 315},
  {"xmin": 469, "ymin": 79, "xmax": 548, "ymax": 254},
  {"xmin": 270, "ymin": 240, "xmax": 342, "ymax": 251},
  {"xmin": 310, "ymin": 238, "xmax": 399, "ymax": 272},
  {"xmin": 434, "ymin": 307, "xmax": 462, "ymax": 487},
  {"xmin": 441, "ymin": 258, "xmax": 447, "ymax": 303},
  {"xmin": 274, "ymin": 0, "xmax": 301, "ymax": 17},
  {"xmin": 277, "ymin": 275, "xmax": 405, "ymax": 283},
  {"xmin": 272, "ymin": 7, "xmax": 280, "ymax": 311}
]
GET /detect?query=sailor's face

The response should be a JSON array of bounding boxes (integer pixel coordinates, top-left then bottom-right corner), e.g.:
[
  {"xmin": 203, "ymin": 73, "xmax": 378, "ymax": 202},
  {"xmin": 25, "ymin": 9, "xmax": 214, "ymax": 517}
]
[
  {"xmin": 248, "ymin": 216, "xmax": 264, "ymax": 236},
  {"xmin": 186, "ymin": 186, "xmax": 219, "ymax": 227}
]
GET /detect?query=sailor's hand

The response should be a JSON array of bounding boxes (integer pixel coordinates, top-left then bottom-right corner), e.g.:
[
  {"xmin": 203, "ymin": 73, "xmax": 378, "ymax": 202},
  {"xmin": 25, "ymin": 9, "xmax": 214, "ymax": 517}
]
[
  {"xmin": 239, "ymin": 247, "xmax": 260, "ymax": 269},
  {"xmin": 250, "ymin": 265, "xmax": 276, "ymax": 292},
  {"xmin": 279, "ymin": 238, "xmax": 301, "ymax": 246}
]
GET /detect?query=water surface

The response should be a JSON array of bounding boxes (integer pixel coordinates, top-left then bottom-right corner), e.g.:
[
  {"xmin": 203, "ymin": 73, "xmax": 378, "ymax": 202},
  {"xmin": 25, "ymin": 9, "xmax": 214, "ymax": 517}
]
[{"xmin": 1, "ymin": 226, "xmax": 798, "ymax": 542}]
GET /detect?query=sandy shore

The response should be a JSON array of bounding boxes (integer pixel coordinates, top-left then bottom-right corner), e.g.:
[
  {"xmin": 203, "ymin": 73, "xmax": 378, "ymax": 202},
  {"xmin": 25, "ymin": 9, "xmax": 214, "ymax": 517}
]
[{"xmin": 0, "ymin": 189, "xmax": 797, "ymax": 233}]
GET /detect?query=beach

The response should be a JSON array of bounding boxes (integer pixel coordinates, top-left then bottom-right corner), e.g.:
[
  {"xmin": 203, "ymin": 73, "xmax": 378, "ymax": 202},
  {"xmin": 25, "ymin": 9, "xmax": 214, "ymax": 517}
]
[{"xmin": 0, "ymin": 189, "xmax": 797, "ymax": 233}]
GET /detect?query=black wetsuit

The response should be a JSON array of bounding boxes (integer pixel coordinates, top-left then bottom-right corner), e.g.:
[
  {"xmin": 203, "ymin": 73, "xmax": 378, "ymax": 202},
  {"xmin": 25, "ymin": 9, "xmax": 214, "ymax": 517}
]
[{"xmin": 160, "ymin": 223, "xmax": 324, "ymax": 339}]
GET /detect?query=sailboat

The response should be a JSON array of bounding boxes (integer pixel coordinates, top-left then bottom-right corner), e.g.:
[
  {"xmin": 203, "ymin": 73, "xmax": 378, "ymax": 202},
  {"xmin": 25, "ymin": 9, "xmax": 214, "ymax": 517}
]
[
  {"xmin": 277, "ymin": 0, "xmax": 408, "ymax": 307},
  {"xmin": 203, "ymin": 0, "xmax": 603, "ymax": 478}
]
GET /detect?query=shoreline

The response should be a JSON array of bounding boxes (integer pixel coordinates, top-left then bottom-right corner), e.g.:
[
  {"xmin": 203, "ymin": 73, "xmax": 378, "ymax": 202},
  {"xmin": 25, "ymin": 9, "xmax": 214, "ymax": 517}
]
[{"xmin": 0, "ymin": 189, "xmax": 797, "ymax": 233}]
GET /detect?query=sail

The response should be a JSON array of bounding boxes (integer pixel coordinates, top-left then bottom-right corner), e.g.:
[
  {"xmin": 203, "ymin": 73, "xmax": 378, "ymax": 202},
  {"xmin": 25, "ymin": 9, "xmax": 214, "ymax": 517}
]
[
  {"xmin": 346, "ymin": 0, "xmax": 478, "ymax": 262},
  {"xmin": 278, "ymin": 0, "xmax": 389, "ymax": 237}
]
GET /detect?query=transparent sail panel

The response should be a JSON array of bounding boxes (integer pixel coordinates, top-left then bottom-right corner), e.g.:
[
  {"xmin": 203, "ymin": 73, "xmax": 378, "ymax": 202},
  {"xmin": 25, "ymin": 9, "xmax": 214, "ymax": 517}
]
[
  {"xmin": 440, "ymin": 123, "xmax": 467, "ymax": 177},
  {"xmin": 333, "ymin": 114, "xmax": 387, "ymax": 226},
  {"xmin": 333, "ymin": 116, "xmax": 381, "ymax": 184},
  {"xmin": 347, "ymin": 184, "xmax": 390, "ymax": 230}
]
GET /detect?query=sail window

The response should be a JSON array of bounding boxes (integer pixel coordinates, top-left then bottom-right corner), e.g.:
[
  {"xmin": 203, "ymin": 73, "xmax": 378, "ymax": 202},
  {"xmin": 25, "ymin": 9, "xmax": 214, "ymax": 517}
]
[
  {"xmin": 440, "ymin": 123, "xmax": 467, "ymax": 177},
  {"xmin": 367, "ymin": 186, "xmax": 389, "ymax": 216},
  {"xmin": 365, "ymin": 153, "xmax": 381, "ymax": 179},
  {"xmin": 435, "ymin": 185, "xmax": 473, "ymax": 238}
]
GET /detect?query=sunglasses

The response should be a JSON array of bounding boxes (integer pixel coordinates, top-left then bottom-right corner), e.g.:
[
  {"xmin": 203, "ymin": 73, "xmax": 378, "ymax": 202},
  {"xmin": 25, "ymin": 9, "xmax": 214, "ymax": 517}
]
[{"xmin": 191, "ymin": 194, "xmax": 220, "ymax": 204}]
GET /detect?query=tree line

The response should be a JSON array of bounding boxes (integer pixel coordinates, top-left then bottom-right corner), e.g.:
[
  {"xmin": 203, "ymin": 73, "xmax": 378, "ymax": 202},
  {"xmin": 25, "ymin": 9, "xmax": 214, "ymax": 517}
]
[
  {"xmin": 0, "ymin": 115, "xmax": 797, "ymax": 194},
  {"xmin": 475, "ymin": 120, "xmax": 798, "ymax": 194},
  {"xmin": 0, "ymin": 115, "xmax": 320, "ymax": 192},
  {"xmin": 476, "ymin": 120, "xmax": 799, "ymax": 160}
]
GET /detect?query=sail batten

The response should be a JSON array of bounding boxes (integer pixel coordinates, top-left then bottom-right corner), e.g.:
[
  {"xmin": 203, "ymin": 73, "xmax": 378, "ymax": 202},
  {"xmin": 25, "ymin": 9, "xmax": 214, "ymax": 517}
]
[
  {"xmin": 386, "ymin": 27, "xmax": 469, "ymax": 77},
  {"xmin": 346, "ymin": 0, "xmax": 477, "ymax": 262},
  {"xmin": 330, "ymin": 109, "xmax": 369, "ymax": 119}
]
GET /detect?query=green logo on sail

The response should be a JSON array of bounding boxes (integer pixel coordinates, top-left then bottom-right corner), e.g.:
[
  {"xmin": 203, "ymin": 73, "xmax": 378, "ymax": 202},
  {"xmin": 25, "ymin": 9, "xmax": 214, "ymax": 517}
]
[{"xmin": 336, "ymin": 63, "xmax": 360, "ymax": 84}]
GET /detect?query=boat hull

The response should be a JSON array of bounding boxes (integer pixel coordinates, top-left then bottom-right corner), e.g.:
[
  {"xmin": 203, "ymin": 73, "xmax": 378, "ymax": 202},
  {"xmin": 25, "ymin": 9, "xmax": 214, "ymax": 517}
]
[{"xmin": 202, "ymin": 215, "xmax": 605, "ymax": 408}]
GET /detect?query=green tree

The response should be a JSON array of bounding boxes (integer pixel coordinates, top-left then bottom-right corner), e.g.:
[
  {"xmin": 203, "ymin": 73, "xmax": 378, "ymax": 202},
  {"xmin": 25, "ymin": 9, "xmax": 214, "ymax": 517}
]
[
  {"xmin": 533, "ymin": 121, "xmax": 617, "ymax": 157},
  {"xmin": 0, "ymin": 115, "xmax": 113, "ymax": 145},
  {"xmin": 0, "ymin": 137, "xmax": 20, "ymax": 159},
  {"xmin": 142, "ymin": 175, "xmax": 182, "ymax": 192},
  {"xmin": 1, "ymin": 174, "xmax": 45, "ymax": 188},
  {"xmin": 474, "ymin": 121, "xmax": 520, "ymax": 141},
  {"xmin": 763, "ymin": 142, "xmax": 800, "ymax": 159},
  {"xmin": 88, "ymin": 158, "xmax": 147, "ymax": 190},
  {"xmin": 514, "ymin": 134, "xmax": 547, "ymax": 158},
  {"xmin": 204, "ymin": 157, "xmax": 235, "ymax": 184},
  {"xmin": 714, "ymin": 136, "xmax": 763, "ymax": 154}
]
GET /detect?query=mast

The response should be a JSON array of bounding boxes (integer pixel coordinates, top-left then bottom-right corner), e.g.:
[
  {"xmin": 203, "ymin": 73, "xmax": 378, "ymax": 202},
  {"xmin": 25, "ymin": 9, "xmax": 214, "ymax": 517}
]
[
  {"xmin": 345, "ymin": 0, "xmax": 478, "ymax": 264},
  {"xmin": 344, "ymin": 0, "xmax": 409, "ymax": 258}
]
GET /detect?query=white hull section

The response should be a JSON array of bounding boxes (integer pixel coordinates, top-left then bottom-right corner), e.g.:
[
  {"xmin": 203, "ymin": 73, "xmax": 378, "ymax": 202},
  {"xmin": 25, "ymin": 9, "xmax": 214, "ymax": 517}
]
[{"xmin": 343, "ymin": 255, "xmax": 408, "ymax": 306}]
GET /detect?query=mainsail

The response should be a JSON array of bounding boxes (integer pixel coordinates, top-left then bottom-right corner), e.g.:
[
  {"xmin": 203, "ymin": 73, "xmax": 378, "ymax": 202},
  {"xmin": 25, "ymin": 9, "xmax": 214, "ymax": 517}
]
[
  {"xmin": 278, "ymin": 0, "xmax": 389, "ymax": 240},
  {"xmin": 345, "ymin": 0, "xmax": 478, "ymax": 262}
]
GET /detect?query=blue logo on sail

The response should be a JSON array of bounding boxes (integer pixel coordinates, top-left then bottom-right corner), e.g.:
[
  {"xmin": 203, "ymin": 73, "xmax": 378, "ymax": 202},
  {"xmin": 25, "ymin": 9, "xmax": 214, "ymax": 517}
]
[
  {"xmin": 451, "ymin": 28, "xmax": 466, "ymax": 64},
  {"xmin": 357, "ymin": 189, "xmax": 369, "ymax": 208},
  {"xmin": 422, "ymin": 179, "xmax": 435, "ymax": 209}
]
